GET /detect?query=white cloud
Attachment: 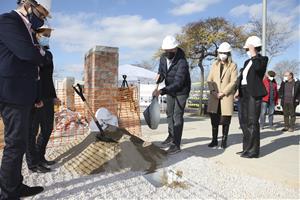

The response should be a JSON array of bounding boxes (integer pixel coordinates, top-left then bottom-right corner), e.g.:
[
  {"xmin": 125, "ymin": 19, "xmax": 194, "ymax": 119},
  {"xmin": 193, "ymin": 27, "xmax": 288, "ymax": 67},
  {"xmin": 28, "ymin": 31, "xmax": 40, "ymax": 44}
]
[
  {"xmin": 51, "ymin": 13, "xmax": 180, "ymax": 63},
  {"xmin": 229, "ymin": 3, "xmax": 261, "ymax": 18},
  {"xmin": 170, "ymin": 0, "xmax": 221, "ymax": 16}
]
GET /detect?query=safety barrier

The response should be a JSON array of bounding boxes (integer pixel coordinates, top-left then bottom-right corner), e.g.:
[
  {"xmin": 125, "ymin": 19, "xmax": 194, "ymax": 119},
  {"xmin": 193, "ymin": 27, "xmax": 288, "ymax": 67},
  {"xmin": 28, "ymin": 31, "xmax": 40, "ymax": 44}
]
[{"xmin": 0, "ymin": 86, "xmax": 141, "ymax": 149}]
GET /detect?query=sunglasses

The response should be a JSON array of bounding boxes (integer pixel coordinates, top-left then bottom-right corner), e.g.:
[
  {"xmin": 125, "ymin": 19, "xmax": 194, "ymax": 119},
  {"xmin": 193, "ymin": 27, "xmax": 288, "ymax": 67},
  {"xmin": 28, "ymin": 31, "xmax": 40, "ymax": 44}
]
[{"xmin": 32, "ymin": 6, "xmax": 47, "ymax": 20}]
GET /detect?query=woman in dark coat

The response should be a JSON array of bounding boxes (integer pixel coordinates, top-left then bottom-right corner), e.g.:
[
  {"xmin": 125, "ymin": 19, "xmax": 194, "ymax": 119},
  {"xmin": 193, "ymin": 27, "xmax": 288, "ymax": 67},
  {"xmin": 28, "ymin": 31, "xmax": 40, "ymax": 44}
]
[{"xmin": 236, "ymin": 36, "xmax": 268, "ymax": 158}]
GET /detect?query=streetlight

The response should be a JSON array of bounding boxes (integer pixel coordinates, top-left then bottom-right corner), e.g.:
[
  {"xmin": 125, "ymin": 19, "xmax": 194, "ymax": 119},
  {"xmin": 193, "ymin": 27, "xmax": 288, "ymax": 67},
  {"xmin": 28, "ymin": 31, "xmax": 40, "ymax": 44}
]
[{"xmin": 262, "ymin": 0, "xmax": 267, "ymax": 56}]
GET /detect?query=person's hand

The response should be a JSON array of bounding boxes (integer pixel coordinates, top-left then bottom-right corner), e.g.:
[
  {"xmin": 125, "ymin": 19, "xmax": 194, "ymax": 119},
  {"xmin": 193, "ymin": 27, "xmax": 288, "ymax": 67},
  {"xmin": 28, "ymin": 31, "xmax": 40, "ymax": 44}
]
[
  {"xmin": 234, "ymin": 91, "xmax": 239, "ymax": 100},
  {"xmin": 35, "ymin": 101, "xmax": 44, "ymax": 108},
  {"xmin": 152, "ymin": 89, "xmax": 160, "ymax": 97},
  {"xmin": 54, "ymin": 98, "xmax": 61, "ymax": 106},
  {"xmin": 218, "ymin": 92, "xmax": 225, "ymax": 99}
]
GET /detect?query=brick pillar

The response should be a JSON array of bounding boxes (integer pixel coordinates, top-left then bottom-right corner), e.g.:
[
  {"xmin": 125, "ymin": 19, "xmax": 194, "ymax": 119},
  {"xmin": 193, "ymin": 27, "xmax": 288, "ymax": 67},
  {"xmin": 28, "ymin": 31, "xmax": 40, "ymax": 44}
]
[
  {"xmin": 84, "ymin": 46, "xmax": 119, "ymax": 115},
  {"xmin": 63, "ymin": 77, "xmax": 75, "ymax": 110}
]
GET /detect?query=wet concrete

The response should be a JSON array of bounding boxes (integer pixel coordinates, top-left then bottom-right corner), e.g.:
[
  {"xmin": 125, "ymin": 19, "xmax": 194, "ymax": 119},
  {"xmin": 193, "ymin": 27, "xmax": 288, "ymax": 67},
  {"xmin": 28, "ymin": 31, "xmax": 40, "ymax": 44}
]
[{"xmin": 54, "ymin": 125, "xmax": 167, "ymax": 175}]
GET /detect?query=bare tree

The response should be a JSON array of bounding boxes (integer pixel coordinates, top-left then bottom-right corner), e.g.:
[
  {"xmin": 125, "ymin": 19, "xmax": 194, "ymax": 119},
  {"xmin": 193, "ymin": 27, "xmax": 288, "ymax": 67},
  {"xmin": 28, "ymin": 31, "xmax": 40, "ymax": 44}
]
[
  {"xmin": 177, "ymin": 17, "xmax": 248, "ymax": 115},
  {"xmin": 273, "ymin": 59, "xmax": 300, "ymax": 81},
  {"xmin": 248, "ymin": 18, "xmax": 292, "ymax": 62}
]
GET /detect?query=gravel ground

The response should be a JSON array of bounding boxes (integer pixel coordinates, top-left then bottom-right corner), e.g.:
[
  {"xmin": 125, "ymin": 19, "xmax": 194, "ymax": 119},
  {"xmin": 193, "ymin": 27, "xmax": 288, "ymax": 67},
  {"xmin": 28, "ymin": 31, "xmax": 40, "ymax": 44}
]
[{"xmin": 0, "ymin": 147, "xmax": 297, "ymax": 200}]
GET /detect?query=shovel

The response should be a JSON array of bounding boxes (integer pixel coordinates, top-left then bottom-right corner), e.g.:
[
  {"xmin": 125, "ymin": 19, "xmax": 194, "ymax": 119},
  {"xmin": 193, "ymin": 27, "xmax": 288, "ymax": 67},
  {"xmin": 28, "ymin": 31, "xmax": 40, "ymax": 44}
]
[{"xmin": 72, "ymin": 83, "xmax": 117, "ymax": 143}]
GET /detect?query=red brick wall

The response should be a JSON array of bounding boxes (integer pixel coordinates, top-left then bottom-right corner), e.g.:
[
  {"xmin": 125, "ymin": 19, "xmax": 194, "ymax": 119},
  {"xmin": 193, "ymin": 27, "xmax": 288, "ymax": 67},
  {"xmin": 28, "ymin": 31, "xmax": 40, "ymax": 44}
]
[{"xmin": 84, "ymin": 46, "xmax": 119, "ymax": 116}]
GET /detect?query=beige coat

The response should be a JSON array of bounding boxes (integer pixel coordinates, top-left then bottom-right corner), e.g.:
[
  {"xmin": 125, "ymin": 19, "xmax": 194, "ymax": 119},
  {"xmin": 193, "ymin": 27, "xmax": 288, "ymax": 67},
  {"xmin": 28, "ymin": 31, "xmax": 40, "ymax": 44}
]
[{"xmin": 207, "ymin": 60, "xmax": 238, "ymax": 116}]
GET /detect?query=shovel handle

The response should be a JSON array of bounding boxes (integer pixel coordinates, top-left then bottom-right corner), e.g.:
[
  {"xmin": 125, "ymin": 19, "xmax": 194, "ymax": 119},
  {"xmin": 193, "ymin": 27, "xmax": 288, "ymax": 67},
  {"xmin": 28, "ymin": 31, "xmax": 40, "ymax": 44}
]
[{"xmin": 72, "ymin": 83, "xmax": 86, "ymax": 101}]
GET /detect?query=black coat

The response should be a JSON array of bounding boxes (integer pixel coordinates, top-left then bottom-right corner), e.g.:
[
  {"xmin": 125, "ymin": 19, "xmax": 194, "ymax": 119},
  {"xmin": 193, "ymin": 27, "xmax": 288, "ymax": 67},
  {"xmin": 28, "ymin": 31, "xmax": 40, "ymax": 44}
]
[
  {"xmin": 237, "ymin": 54, "xmax": 268, "ymax": 98},
  {"xmin": 0, "ymin": 11, "xmax": 45, "ymax": 105},
  {"xmin": 157, "ymin": 48, "xmax": 191, "ymax": 96},
  {"xmin": 38, "ymin": 50, "xmax": 57, "ymax": 100},
  {"xmin": 278, "ymin": 80, "xmax": 300, "ymax": 105}
]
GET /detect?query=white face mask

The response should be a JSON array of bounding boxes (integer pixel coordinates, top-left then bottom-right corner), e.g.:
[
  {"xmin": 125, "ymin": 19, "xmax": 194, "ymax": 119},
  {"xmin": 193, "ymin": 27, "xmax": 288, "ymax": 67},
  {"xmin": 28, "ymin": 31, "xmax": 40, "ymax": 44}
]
[
  {"xmin": 219, "ymin": 54, "xmax": 228, "ymax": 61},
  {"xmin": 269, "ymin": 77, "xmax": 274, "ymax": 81},
  {"xmin": 283, "ymin": 76, "xmax": 288, "ymax": 82},
  {"xmin": 247, "ymin": 51, "xmax": 252, "ymax": 58}
]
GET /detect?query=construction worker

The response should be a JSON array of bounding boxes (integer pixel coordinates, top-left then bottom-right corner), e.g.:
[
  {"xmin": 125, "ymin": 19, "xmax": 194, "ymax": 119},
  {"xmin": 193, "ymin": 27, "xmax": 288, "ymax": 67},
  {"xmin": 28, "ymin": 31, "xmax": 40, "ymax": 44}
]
[
  {"xmin": 153, "ymin": 35, "xmax": 191, "ymax": 154},
  {"xmin": 26, "ymin": 23, "xmax": 60, "ymax": 173},
  {"xmin": 207, "ymin": 42, "xmax": 238, "ymax": 149},
  {"xmin": 236, "ymin": 36, "xmax": 268, "ymax": 159},
  {"xmin": 0, "ymin": 0, "xmax": 52, "ymax": 199}
]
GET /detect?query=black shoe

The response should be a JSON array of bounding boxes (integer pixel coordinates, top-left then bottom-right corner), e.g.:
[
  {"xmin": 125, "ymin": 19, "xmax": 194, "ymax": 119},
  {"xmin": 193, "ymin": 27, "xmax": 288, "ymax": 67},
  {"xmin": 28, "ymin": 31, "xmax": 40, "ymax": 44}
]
[
  {"xmin": 40, "ymin": 158, "xmax": 56, "ymax": 166},
  {"xmin": 20, "ymin": 184, "xmax": 44, "ymax": 198},
  {"xmin": 161, "ymin": 136, "xmax": 173, "ymax": 146},
  {"xmin": 208, "ymin": 141, "xmax": 218, "ymax": 148},
  {"xmin": 29, "ymin": 164, "xmax": 51, "ymax": 173},
  {"xmin": 166, "ymin": 145, "xmax": 181, "ymax": 155},
  {"xmin": 220, "ymin": 140, "xmax": 227, "ymax": 149},
  {"xmin": 281, "ymin": 127, "xmax": 289, "ymax": 132},
  {"xmin": 241, "ymin": 152, "xmax": 259, "ymax": 158},
  {"xmin": 236, "ymin": 151, "xmax": 245, "ymax": 155}
]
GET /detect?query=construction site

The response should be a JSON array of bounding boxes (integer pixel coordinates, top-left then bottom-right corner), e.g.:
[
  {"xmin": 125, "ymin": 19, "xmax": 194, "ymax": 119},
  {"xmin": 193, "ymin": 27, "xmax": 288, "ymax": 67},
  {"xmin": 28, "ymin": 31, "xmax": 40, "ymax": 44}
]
[{"xmin": 0, "ymin": 45, "xmax": 299, "ymax": 199}]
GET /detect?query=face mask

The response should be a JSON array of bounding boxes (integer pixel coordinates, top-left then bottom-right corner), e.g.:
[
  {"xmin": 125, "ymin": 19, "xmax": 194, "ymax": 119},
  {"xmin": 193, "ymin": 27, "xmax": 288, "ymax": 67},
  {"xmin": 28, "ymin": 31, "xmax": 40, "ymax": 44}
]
[
  {"xmin": 38, "ymin": 35, "xmax": 50, "ymax": 47},
  {"xmin": 269, "ymin": 77, "xmax": 274, "ymax": 81},
  {"xmin": 219, "ymin": 54, "xmax": 228, "ymax": 61},
  {"xmin": 283, "ymin": 76, "xmax": 288, "ymax": 82},
  {"xmin": 27, "ymin": 7, "xmax": 44, "ymax": 30},
  {"xmin": 247, "ymin": 51, "xmax": 252, "ymax": 58},
  {"xmin": 164, "ymin": 52, "xmax": 176, "ymax": 60}
]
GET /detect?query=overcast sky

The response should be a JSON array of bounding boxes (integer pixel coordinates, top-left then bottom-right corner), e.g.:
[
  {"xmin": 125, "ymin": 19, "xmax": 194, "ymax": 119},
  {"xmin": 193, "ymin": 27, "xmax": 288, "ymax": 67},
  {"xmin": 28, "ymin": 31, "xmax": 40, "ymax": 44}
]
[{"xmin": 0, "ymin": 0, "xmax": 299, "ymax": 80}]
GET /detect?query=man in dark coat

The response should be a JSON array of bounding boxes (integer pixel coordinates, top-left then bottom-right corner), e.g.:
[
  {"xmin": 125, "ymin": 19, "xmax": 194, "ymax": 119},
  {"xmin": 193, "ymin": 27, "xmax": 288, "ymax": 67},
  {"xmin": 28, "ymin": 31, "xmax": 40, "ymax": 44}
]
[
  {"xmin": 236, "ymin": 36, "xmax": 268, "ymax": 159},
  {"xmin": 279, "ymin": 72, "xmax": 300, "ymax": 132},
  {"xmin": 0, "ymin": 0, "xmax": 51, "ymax": 199},
  {"xmin": 153, "ymin": 35, "xmax": 191, "ymax": 154}
]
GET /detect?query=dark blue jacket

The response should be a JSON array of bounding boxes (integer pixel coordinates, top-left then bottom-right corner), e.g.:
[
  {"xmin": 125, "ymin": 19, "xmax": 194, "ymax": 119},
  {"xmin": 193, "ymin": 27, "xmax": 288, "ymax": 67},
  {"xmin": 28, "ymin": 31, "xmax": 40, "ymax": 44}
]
[
  {"xmin": 157, "ymin": 48, "xmax": 191, "ymax": 96},
  {"xmin": 0, "ymin": 11, "xmax": 45, "ymax": 105}
]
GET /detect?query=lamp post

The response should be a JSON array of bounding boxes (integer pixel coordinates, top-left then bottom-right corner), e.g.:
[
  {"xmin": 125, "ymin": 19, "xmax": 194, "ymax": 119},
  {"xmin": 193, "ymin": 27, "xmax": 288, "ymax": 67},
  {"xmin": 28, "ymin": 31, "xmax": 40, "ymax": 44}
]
[{"xmin": 262, "ymin": 0, "xmax": 267, "ymax": 56}]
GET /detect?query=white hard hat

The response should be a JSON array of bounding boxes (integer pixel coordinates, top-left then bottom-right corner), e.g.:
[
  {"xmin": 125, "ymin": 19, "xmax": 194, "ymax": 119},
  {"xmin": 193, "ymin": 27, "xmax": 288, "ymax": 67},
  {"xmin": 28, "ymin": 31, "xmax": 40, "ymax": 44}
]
[
  {"xmin": 161, "ymin": 35, "xmax": 179, "ymax": 50},
  {"xmin": 217, "ymin": 42, "xmax": 232, "ymax": 52},
  {"xmin": 35, "ymin": 0, "xmax": 52, "ymax": 17},
  {"xmin": 243, "ymin": 36, "xmax": 262, "ymax": 48}
]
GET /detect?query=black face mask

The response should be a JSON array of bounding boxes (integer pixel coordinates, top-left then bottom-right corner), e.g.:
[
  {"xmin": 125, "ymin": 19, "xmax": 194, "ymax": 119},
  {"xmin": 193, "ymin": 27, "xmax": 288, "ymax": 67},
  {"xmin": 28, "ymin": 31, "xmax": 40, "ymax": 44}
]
[
  {"xmin": 164, "ymin": 52, "xmax": 176, "ymax": 60},
  {"xmin": 28, "ymin": 7, "xmax": 44, "ymax": 30}
]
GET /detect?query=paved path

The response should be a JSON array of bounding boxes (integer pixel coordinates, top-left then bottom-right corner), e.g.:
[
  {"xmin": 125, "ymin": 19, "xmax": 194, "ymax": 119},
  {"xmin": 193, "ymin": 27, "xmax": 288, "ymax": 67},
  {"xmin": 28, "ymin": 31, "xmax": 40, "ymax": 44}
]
[{"xmin": 142, "ymin": 113, "xmax": 300, "ymax": 189}]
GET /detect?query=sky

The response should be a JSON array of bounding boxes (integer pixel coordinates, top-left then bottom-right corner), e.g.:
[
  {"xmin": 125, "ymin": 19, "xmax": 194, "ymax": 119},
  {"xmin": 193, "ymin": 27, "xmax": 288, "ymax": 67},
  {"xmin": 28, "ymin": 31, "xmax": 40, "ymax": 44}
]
[{"xmin": 0, "ymin": 0, "xmax": 299, "ymax": 80}]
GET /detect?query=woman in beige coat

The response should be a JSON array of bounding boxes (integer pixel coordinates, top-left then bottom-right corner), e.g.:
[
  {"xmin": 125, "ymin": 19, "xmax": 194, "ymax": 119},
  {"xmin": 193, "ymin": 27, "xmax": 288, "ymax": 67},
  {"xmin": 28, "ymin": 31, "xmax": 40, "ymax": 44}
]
[{"xmin": 207, "ymin": 42, "xmax": 238, "ymax": 148}]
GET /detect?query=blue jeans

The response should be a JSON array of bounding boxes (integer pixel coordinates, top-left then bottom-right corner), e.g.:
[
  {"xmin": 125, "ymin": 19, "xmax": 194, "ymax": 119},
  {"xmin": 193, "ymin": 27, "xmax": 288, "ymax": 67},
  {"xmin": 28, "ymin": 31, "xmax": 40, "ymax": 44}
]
[{"xmin": 260, "ymin": 101, "xmax": 275, "ymax": 127}]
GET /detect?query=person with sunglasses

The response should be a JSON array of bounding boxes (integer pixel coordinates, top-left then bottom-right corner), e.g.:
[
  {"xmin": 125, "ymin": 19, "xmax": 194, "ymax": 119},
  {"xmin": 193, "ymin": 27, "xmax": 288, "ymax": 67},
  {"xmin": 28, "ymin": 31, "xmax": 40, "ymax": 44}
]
[{"xmin": 0, "ymin": 0, "xmax": 52, "ymax": 199}]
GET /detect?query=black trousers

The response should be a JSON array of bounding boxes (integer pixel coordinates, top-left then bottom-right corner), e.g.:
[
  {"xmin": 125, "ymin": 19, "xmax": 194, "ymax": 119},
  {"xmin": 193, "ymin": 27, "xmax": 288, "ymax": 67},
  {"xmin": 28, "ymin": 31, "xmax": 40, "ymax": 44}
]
[
  {"xmin": 26, "ymin": 99, "xmax": 54, "ymax": 168},
  {"xmin": 0, "ymin": 102, "xmax": 31, "ymax": 199},
  {"xmin": 240, "ymin": 87, "xmax": 262, "ymax": 155},
  {"xmin": 210, "ymin": 101, "xmax": 232, "ymax": 126},
  {"xmin": 283, "ymin": 102, "xmax": 296, "ymax": 128},
  {"xmin": 166, "ymin": 95, "xmax": 188, "ymax": 147}
]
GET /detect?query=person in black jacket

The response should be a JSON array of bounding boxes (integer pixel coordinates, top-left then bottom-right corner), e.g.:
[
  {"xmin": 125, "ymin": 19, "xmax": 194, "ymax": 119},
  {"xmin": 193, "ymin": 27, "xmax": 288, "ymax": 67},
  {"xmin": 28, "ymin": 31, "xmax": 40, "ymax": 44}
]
[
  {"xmin": 26, "ymin": 24, "xmax": 61, "ymax": 173},
  {"xmin": 278, "ymin": 72, "xmax": 300, "ymax": 132},
  {"xmin": 236, "ymin": 36, "xmax": 268, "ymax": 159},
  {"xmin": 0, "ymin": 0, "xmax": 51, "ymax": 199},
  {"xmin": 153, "ymin": 35, "xmax": 191, "ymax": 154}
]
